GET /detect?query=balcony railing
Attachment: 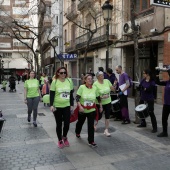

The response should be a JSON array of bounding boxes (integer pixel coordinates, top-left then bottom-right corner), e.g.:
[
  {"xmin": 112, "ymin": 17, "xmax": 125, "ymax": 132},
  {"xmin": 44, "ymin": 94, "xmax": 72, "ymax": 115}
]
[
  {"xmin": 66, "ymin": 3, "xmax": 78, "ymax": 20},
  {"xmin": 77, "ymin": 0, "xmax": 92, "ymax": 11},
  {"xmin": 76, "ymin": 25, "xmax": 117, "ymax": 49}
]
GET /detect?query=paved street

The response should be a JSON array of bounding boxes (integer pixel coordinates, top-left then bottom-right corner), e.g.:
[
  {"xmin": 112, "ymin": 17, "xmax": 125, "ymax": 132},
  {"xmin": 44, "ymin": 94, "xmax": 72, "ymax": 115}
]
[{"xmin": 0, "ymin": 82, "xmax": 170, "ymax": 170}]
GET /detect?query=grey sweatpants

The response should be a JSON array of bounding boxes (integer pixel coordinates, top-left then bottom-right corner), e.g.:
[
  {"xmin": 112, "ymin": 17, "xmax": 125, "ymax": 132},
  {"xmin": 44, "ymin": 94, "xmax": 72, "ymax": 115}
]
[{"xmin": 27, "ymin": 96, "xmax": 40, "ymax": 122}]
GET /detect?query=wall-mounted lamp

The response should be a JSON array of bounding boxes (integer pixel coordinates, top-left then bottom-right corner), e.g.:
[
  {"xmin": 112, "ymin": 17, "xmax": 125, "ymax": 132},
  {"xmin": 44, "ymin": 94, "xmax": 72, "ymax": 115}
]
[{"xmin": 93, "ymin": 50, "xmax": 98, "ymax": 58}]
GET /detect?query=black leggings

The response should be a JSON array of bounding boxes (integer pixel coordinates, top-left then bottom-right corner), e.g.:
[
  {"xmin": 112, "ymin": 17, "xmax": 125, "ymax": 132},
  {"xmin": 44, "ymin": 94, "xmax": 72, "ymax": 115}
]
[
  {"xmin": 140, "ymin": 100, "xmax": 157, "ymax": 130},
  {"xmin": 97, "ymin": 103, "xmax": 111, "ymax": 120},
  {"xmin": 162, "ymin": 105, "xmax": 170, "ymax": 133},
  {"xmin": 75, "ymin": 111, "xmax": 95, "ymax": 143},
  {"xmin": 53, "ymin": 106, "xmax": 71, "ymax": 141}
]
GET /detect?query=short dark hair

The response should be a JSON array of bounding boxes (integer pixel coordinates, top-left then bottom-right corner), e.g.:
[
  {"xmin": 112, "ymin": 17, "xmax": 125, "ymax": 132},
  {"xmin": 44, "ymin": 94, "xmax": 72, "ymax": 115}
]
[
  {"xmin": 107, "ymin": 68, "xmax": 113, "ymax": 74},
  {"xmin": 98, "ymin": 67, "xmax": 104, "ymax": 72}
]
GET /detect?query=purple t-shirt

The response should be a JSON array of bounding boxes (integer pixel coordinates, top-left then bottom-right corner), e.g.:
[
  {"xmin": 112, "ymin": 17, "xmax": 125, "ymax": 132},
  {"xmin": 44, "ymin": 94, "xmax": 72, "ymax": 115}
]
[
  {"xmin": 163, "ymin": 81, "xmax": 170, "ymax": 105},
  {"xmin": 119, "ymin": 73, "xmax": 129, "ymax": 95},
  {"xmin": 140, "ymin": 79, "xmax": 155, "ymax": 101}
]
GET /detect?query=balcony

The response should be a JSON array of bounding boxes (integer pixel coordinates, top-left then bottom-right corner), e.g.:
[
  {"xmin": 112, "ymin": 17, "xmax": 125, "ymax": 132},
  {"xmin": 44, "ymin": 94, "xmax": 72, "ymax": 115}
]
[
  {"xmin": 65, "ymin": 40, "xmax": 76, "ymax": 53},
  {"xmin": 65, "ymin": 3, "xmax": 78, "ymax": 20},
  {"xmin": 76, "ymin": 25, "xmax": 117, "ymax": 50},
  {"xmin": 77, "ymin": 0, "xmax": 92, "ymax": 11}
]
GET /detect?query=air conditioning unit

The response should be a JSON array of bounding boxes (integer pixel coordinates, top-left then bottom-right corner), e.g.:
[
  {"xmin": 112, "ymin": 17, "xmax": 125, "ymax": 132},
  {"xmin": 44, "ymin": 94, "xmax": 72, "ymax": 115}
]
[
  {"xmin": 123, "ymin": 20, "xmax": 140, "ymax": 34},
  {"xmin": 123, "ymin": 21, "xmax": 133, "ymax": 34}
]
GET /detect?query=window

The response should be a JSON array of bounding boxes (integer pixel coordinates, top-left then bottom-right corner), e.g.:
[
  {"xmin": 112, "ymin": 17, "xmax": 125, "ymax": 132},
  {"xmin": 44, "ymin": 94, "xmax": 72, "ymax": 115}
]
[
  {"xmin": 135, "ymin": 0, "xmax": 150, "ymax": 13},
  {"xmin": 56, "ymin": 16, "xmax": 58, "ymax": 24},
  {"xmin": 64, "ymin": 29, "xmax": 67, "ymax": 43}
]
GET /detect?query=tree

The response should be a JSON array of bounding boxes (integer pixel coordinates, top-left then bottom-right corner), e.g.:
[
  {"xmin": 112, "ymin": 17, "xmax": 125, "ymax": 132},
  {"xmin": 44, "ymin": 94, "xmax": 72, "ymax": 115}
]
[{"xmin": 65, "ymin": 0, "xmax": 99, "ymax": 73}]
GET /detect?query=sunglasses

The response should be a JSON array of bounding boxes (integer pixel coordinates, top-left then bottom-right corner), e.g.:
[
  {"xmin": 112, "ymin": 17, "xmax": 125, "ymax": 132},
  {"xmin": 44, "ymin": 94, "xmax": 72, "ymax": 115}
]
[{"xmin": 59, "ymin": 72, "xmax": 66, "ymax": 75}]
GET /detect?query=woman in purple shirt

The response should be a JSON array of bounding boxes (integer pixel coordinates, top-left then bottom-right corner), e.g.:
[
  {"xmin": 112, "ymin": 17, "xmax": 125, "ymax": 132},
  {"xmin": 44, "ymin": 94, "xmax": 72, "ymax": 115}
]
[
  {"xmin": 156, "ymin": 69, "xmax": 170, "ymax": 137},
  {"xmin": 137, "ymin": 69, "xmax": 157, "ymax": 133}
]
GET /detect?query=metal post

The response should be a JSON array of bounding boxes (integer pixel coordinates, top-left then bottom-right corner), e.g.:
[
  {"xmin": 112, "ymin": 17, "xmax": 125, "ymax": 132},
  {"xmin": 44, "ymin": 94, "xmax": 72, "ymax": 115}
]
[{"xmin": 106, "ymin": 21, "xmax": 109, "ymax": 70}]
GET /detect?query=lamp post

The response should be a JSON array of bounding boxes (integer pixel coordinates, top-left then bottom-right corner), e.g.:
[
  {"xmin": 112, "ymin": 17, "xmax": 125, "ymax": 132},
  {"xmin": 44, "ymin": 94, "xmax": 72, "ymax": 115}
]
[
  {"xmin": 0, "ymin": 55, "xmax": 4, "ymax": 84},
  {"xmin": 102, "ymin": 0, "xmax": 113, "ymax": 70},
  {"xmin": 51, "ymin": 37, "xmax": 58, "ymax": 73}
]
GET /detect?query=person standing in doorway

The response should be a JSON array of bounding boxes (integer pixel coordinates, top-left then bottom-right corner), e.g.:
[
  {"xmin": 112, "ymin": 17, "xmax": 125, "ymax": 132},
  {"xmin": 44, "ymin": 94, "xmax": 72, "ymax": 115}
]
[
  {"xmin": 24, "ymin": 70, "xmax": 41, "ymax": 127},
  {"xmin": 115, "ymin": 65, "xmax": 131, "ymax": 124}
]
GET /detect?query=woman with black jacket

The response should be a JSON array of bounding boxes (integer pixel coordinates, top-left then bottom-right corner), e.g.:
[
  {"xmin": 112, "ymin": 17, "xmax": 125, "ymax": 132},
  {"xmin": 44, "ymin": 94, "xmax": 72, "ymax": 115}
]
[
  {"xmin": 137, "ymin": 69, "xmax": 157, "ymax": 133},
  {"xmin": 156, "ymin": 68, "xmax": 170, "ymax": 137}
]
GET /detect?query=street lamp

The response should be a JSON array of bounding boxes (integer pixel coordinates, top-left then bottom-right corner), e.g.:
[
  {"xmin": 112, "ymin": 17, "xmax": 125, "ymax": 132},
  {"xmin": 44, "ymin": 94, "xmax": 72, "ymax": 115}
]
[
  {"xmin": 51, "ymin": 37, "xmax": 59, "ymax": 73},
  {"xmin": 102, "ymin": 0, "xmax": 113, "ymax": 70},
  {"xmin": 0, "ymin": 55, "xmax": 4, "ymax": 84}
]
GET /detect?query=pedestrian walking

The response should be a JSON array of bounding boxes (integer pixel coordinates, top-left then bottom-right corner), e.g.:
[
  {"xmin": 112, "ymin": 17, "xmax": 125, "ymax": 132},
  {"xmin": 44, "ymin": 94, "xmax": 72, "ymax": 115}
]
[
  {"xmin": 42, "ymin": 79, "xmax": 50, "ymax": 106},
  {"xmin": 115, "ymin": 65, "xmax": 131, "ymax": 124},
  {"xmin": 1, "ymin": 79, "xmax": 7, "ymax": 92},
  {"xmin": 136, "ymin": 69, "xmax": 157, "ymax": 133},
  {"xmin": 156, "ymin": 67, "xmax": 170, "ymax": 137},
  {"xmin": 75, "ymin": 74, "xmax": 103, "ymax": 147},
  {"xmin": 24, "ymin": 70, "xmax": 41, "ymax": 127},
  {"xmin": 93, "ymin": 71, "xmax": 115, "ymax": 136},
  {"xmin": 50, "ymin": 67, "xmax": 74, "ymax": 149},
  {"xmin": 39, "ymin": 72, "xmax": 47, "ymax": 92}
]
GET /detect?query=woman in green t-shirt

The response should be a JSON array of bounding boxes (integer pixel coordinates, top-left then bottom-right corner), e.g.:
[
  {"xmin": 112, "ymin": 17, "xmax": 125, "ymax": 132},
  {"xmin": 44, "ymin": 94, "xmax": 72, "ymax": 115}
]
[
  {"xmin": 93, "ymin": 71, "xmax": 115, "ymax": 137},
  {"xmin": 50, "ymin": 67, "xmax": 74, "ymax": 149},
  {"xmin": 24, "ymin": 70, "xmax": 41, "ymax": 127},
  {"xmin": 75, "ymin": 74, "xmax": 103, "ymax": 148}
]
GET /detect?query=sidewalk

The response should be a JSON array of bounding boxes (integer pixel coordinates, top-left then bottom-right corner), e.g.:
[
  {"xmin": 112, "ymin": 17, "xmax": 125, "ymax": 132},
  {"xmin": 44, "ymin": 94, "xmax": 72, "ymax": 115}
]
[{"xmin": 0, "ymin": 82, "xmax": 170, "ymax": 170}]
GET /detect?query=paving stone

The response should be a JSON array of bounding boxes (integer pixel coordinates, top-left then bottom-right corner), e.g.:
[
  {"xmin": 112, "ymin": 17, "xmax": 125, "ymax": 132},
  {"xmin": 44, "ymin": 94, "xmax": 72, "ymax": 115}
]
[
  {"xmin": 0, "ymin": 142, "xmax": 69, "ymax": 170},
  {"xmin": 92, "ymin": 131, "xmax": 157, "ymax": 157}
]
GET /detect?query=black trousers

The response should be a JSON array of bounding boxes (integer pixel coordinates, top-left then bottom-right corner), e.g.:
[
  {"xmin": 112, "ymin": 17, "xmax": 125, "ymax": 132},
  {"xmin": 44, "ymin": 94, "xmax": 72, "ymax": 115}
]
[
  {"xmin": 140, "ymin": 100, "xmax": 157, "ymax": 130},
  {"xmin": 53, "ymin": 106, "xmax": 71, "ymax": 141},
  {"xmin": 162, "ymin": 105, "xmax": 170, "ymax": 133},
  {"xmin": 96, "ymin": 103, "xmax": 111, "ymax": 120},
  {"xmin": 75, "ymin": 111, "xmax": 95, "ymax": 143}
]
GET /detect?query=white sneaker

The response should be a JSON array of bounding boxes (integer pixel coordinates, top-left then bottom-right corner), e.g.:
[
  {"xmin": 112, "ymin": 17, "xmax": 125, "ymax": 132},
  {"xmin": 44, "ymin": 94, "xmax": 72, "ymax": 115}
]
[{"xmin": 104, "ymin": 129, "xmax": 111, "ymax": 137}]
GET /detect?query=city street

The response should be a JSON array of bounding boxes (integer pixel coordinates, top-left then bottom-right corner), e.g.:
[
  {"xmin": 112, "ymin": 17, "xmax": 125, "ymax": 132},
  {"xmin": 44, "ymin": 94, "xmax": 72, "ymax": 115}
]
[{"xmin": 0, "ymin": 82, "xmax": 170, "ymax": 170}]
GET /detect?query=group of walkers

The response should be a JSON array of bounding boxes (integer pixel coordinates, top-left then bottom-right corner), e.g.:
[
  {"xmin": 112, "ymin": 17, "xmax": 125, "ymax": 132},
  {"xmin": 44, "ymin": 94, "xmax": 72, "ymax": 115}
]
[{"xmin": 23, "ymin": 65, "xmax": 170, "ymax": 149}]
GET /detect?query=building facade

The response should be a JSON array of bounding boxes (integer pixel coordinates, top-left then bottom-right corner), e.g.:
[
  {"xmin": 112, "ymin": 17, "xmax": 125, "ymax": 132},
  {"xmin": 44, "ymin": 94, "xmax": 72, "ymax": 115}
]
[{"xmin": 0, "ymin": 0, "xmax": 33, "ymax": 78}]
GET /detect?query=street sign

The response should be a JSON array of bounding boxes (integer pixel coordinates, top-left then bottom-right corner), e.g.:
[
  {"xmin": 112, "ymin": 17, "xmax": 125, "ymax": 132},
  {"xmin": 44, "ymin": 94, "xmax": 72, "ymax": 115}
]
[
  {"xmin": 150, "ymin": 0, "xmax": 170, "ymax": 8},
  {"xmin": 57, "ymin": 54, "xmax": 77, "ymax": 60}
]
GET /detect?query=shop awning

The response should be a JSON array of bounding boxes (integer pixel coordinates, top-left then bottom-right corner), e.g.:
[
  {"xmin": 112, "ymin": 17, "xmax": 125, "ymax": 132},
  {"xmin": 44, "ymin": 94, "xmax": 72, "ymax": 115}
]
[{"xmin": 114, "ymin": 35, "xmax": 164, "ymax": 48}]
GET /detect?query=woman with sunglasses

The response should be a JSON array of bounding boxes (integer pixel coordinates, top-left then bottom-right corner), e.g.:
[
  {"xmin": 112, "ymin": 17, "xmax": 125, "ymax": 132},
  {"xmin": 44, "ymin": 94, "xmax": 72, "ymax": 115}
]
[
  {"xmin": 24, "ymin": 70, "xmax": 41, "ymax": 127},
  {"xmin": 50, "ymin": 67, "xmax": 74, "ymax": 149},
  {"xmin": 137, "ymin": 69, "xmax": 157, "ymax": 133},
  {"xmin": 75, "ymin": 74, "xmax": 103, "ymax": 148},
  {"xmin": 93, "ymin": 71, "xmax": 115, "ymax": 136},
  {"xmin": 156, "ymin": 68, "xmax": 170, "ymax": 137}
]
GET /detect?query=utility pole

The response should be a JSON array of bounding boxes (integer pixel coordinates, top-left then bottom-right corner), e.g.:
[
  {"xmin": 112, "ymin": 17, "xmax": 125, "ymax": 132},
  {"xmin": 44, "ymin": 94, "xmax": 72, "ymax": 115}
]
[{"xmin": 130, "ymin": 0, "xmax": 140, "ymax": 123}]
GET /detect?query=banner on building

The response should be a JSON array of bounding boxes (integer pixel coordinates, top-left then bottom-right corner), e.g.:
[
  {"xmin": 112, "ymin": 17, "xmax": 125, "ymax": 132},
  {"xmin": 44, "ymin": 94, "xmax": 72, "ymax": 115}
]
[
  {"xmin": 150, "ymin": 0, "xmax": 170, "ymax": 8},
  {"xmin": 57, "ymin": 54, "xmax": 77, "ymax": 60}
]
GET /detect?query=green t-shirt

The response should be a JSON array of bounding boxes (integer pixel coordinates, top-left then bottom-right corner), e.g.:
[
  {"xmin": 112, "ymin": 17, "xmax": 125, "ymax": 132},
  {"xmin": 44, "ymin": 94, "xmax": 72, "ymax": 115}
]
[
  {"xmin": 40, "ymin": 76, "xmax": 47, "ymax": 85},
  {"xmin": 2, "ymin": 80, "xmax": 7, "ymax": 88},
  {"xmin": 24, "ymin": 79, "xmax": 40, "ymax": 98},
  {"xmin": 77, "ymin": 85, "xmax": 99, "ymax": 113},
  {"xmin": 50, "ymin": 79, "xmax": 73, "ymax": 108},
  {"xmin": 93, "ymin": 79, "xmax": 112, "ymax": 105}
]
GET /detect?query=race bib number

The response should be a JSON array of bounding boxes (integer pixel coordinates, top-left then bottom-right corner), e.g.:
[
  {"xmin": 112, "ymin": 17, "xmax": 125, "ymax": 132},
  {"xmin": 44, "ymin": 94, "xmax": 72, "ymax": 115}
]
[
  {"xmin": 60, "ymin": 92, "xmax": 70, "ymax": 99},
  {"xmin": 84, "ymin": 101, "xmax": 93, "ymax": 107},
  {"xmin": 101, "ymin": 93, "xmax": 109, "ymax": 99}
]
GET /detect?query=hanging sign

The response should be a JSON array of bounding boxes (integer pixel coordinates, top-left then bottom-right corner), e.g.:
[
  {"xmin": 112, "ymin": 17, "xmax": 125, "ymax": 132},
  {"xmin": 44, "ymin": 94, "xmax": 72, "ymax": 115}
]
[{"xmin": 57, "ymin": 54, "xmax": 77, "ymax": 60}]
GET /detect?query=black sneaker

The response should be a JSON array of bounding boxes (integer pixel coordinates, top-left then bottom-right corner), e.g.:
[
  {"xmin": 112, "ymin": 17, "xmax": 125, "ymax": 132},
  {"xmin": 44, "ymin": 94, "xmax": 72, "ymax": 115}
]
[
  {"xmin": 27, "ymin": 117, "xmax": 31, "ymax": 122},
  {"xmin": 137, "ymin": 124, "xmax": 146, "ymax": 128},
  {"xmin": 33, "ymin": 122, "xmax": 37, "ymax": 127},
  {"xmin": 157, "ymin": 132, "xmax": 168, "ymax": 137},
  {"xmin": 88, "ymin": 142, "xmax": 97, "ymax": 148},
  {"xmin": 151, "ymin": 129, "xmax": 157, "ymax": 133}
]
